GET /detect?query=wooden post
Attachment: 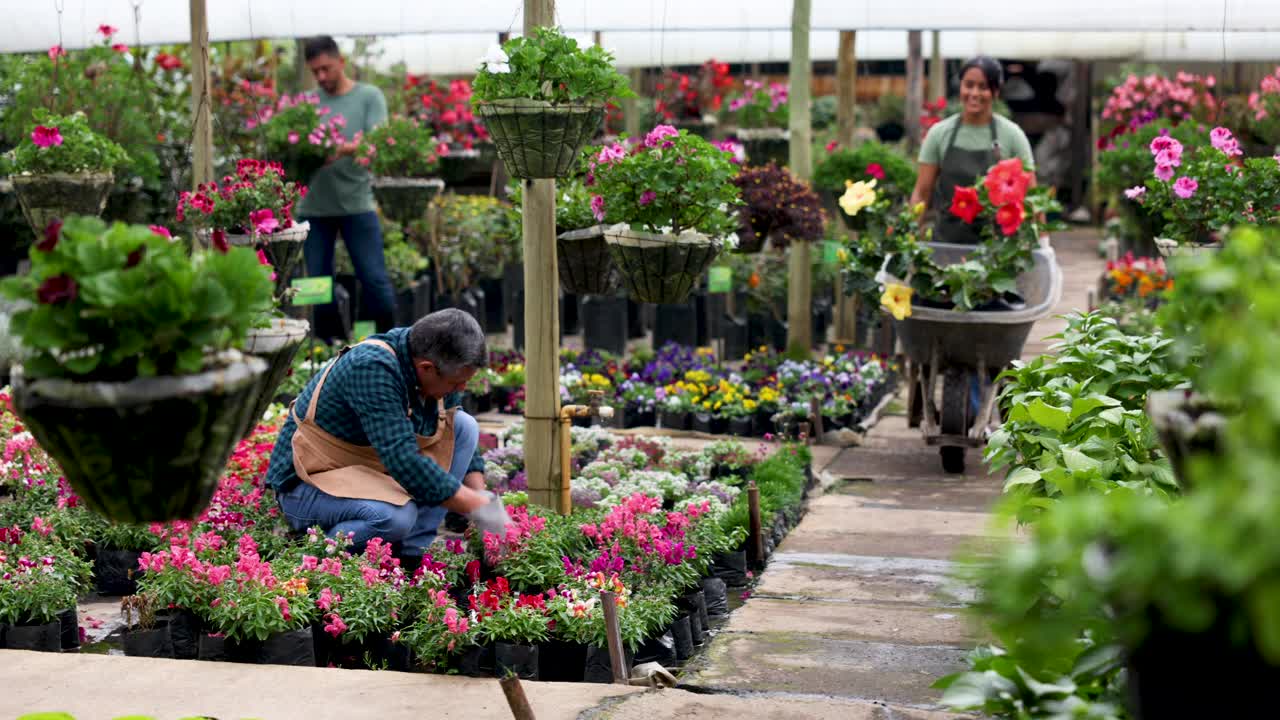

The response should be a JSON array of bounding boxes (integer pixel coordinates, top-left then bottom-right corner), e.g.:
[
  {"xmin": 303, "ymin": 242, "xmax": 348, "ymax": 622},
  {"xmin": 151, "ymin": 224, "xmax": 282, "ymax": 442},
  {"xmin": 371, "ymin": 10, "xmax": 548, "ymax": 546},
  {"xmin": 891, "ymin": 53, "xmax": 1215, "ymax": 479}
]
[
  {"xmin": 1069, "ymin": 61, "xmax": 1092, "ymax": 214},
  {"xmin": 929, "ymin": 30, "xmax": 945, "ymax": 104},
  {"xmin": 747, "ymin": 482, "xmax": 764, "ymax": 566},
  {"xmin": 499, "ymin": 676, "xmax": 537, "ymax": 720},
  {"xmin": 600, "ymin": 591, "xmax": 629, "ymax": 684},
  {"xmin": 905, "ymin": 30, "xmax": 924, "ymax": 153},
  {"xmin": 833, "ymin": 29, "xmax": 859, "ymax": 346},
  {"xmin": 189, "ymin": 0, "xmax": 214, "ymax": 192},
  {"xmin": 785, "ymin": 0, "xmax": 814, "ymax": 356},
  {"xmin": 522, "ymin": 0, "xmax": 562, "ymax": 512},
  {"xmin": 295, "ymin": 38, "xmax": 318, "ymax": 91},
  {"xmin": 624, "ymin": 68, "xmax": 643, "ymax": 138}
]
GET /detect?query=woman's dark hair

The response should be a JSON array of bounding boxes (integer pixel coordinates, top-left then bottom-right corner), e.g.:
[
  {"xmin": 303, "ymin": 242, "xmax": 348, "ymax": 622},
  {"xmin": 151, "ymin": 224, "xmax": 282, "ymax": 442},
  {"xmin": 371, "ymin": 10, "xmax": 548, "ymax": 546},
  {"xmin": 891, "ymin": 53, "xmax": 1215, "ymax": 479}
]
[
  {"xmin": 959, "ymin": 56, "xmax": 1004, "ymax": 94},
  {"xmin": 303, "ymin": 36, "xmax": 341, "ymax": 62}
]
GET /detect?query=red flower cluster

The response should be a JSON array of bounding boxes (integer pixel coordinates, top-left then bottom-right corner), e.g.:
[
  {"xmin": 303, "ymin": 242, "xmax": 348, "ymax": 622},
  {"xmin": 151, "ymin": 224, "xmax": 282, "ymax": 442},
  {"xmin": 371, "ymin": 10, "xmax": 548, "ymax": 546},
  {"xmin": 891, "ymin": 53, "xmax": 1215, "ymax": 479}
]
[
  {"xmin": 417, "ymin": 79, "xmax": 487, "ymax": 146},
  {"xmin": 654, "ymin": 59, "xmax": 733, "ymax": 121},
  {"xmin": 949, "ymin": 158, "xmax": 1032, "ymax": 236},
  {"xmin": 920, "ymin": 97, "xmax": 947, "ymax": 136}
]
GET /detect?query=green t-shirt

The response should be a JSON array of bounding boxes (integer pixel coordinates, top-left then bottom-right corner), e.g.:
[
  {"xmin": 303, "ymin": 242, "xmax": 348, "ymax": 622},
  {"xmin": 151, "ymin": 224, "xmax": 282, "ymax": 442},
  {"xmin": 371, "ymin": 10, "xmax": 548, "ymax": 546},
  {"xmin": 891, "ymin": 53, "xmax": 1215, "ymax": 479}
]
[
  {"xmin": 298, "ymin": 82, "xmax": 388, "ymax": 217},
  {"xmin": 917, "ymin": 114, "xmax": 1035, "ymax": 170}
]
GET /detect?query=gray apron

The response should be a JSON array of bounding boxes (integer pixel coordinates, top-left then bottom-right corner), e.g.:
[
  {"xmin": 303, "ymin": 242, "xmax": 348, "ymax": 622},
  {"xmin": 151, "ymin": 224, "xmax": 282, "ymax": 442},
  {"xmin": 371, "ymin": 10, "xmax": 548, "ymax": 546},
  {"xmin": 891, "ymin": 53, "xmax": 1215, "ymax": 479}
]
[{"xmin": 932, "ymin": 119, "xmax": 1001, "ymax": 245}]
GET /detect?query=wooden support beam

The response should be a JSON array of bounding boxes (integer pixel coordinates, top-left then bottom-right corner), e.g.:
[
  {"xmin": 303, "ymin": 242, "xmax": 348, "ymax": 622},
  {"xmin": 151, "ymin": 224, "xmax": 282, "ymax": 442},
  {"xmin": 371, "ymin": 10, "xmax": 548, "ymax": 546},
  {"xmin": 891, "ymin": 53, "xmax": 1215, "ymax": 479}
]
[
  {"xmin": 624, "ymin": 67, "xmax": 643, "ymax": 138},
  {"xmin": 785, "ymin": 0, "xmax": 814, "ymax": 355},
  {"xmin": 836, "ymin": 30, "xmax": 857, "ymax": 148},
  {"xmin": 905, "ymin": 30, "xmax": 924, "ymax": 153},
  {"xmin": 522, "ymin": 0, "xmax": 562, "ymax": 512},
  {"xmin": 929, "ymin": 30, "xmax": 945, "ymax": 103},
  {"xmin": 189, "ymin": 0, "xmax": 214, "ymax": 192}
]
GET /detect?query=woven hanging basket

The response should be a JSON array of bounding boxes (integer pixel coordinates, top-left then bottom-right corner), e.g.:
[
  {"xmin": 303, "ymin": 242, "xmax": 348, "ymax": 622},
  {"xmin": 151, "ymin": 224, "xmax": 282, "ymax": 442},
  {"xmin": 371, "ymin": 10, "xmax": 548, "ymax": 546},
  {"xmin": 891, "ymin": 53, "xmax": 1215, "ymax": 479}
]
[
  {"xmin": 11, "ymin": 172, "xmax": 114, "ymax": 242},
  {"xmin": 477, "ymin": 99, "xmax": 605, "ymax": 180},
  {"xmin": 240, "ymin": 317, "xmax": 310, "ymax": 439},
  {"xmin": 604, "ymin": 226, "xmax": 723, "ymax": 305},
  {"xmin": 372, "ymin": 177, "xmax": 445, "ymax": 225},
  {"xmin": 200, "ymin": 222, "xmax": 310, "ymax": 301},
  {"xmin": 11, "ymin": 353, "xmax": 267, "ymax": 523},
  {"xmin": 557, "ymin": 225, "xmax": 621, "ymax": 295}
]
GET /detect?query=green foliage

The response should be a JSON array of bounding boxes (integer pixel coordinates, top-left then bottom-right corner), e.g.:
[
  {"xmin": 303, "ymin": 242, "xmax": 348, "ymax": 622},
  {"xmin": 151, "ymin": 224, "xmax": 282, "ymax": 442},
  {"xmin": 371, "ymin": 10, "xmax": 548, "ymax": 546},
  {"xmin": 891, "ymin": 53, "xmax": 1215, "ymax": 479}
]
[
  {"xmin": 722, "ymin": 80, "xmax": 788, "ymax": 129},
  {"xmin": 590, "ymin": 130, "xmax": 742, "ymax": 238},
  {"xmin": 2, "ymin": 110, "xmax": 128, "ymax": 175},
  {"xmin": 97, "ymin": 522, "xmax": 158, "ymax": 551},
  {"xmin": 492, "ymin": 512, "xmax": 591, "ymax": 593},
  {"xmin": 479, "ymin": 604, "xmax": 549, "ymax": 645},
  {"xmin": 357, "ymin": 115, "xmax": 444, "ymax": 177},
  {"xmin": 812, "ymin": 141, "xmax": 917, "ymax": 195},
  {"xmin": 471, "ymin": 27, "xmax": 633, "ymax": 105},
  {"xmin": 1, "ymin": 218, "xmax": 274, "ymax": 380},
  {"xmin": 809, "ymin": 95, "xmax": 838, "ymax": 130},
  {"xmin": 935, "ymin": 641, "xmax": 1127, "ymax": 719},
  {"xmin": 424, "ymin": 193, "xmax": 518, "ymax": 297},
  {"xmin": 0, "ymin": 535, "xmax": 83, "ymax": 624},
  {"xmin": 204, "ymin": 575, "xmax": 317, "ymax": 643}
]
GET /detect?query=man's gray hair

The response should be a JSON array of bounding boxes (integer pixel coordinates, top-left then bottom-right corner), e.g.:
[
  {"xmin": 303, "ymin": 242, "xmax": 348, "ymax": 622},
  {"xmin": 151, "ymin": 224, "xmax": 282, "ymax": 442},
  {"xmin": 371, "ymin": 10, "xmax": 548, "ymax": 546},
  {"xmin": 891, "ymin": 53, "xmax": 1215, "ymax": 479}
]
[{"xmin": 408, "ymin": 309, "xmax": 487, "ymax": 376}]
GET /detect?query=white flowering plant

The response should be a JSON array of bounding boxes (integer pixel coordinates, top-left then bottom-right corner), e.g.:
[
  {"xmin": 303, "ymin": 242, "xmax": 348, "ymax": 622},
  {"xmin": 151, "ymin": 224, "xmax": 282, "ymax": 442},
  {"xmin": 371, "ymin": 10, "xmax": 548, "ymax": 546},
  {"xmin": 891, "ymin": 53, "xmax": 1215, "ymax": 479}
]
[{"xmin": 471, "ymin": 27, "xmax": 633, "ymax": 106}]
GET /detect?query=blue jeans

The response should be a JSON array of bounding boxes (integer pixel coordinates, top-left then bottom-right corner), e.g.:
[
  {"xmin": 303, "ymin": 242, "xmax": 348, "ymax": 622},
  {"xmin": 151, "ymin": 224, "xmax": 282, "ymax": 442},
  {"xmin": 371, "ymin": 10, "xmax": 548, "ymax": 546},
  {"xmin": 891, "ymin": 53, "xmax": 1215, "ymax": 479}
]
[
  {"xmin": 302, "ymin": 212, "xmax": 397, "ymax": 335},
  {"xmin": 277, "ymin": 410, "xmax": 479, "ymax": 556}
]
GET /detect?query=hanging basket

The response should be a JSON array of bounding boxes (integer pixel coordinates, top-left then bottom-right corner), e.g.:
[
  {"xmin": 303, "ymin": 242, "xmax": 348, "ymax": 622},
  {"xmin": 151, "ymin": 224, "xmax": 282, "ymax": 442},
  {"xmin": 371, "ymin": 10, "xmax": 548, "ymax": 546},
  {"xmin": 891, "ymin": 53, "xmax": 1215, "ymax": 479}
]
[
  {"xmin": 10, "ymin": 353, "xmax": 267, "ymax": 523},
  {"xmin": 604, "ymin": 226, "xmax": 723, "ymax": 305},
  {"xmin": 201, "ymin": 222, "xmax": 310, "ymax": 300},
  {"xmin": 477, "ymin": 99, "xmax": 605, "ymax": 180},
  {"xmin": 557, "ymin": 225, "xmax": 620, "ymax": 295},
  {"xmin": 372, "ymin": 177, "xmax": 445, "ymax": 225},
  {"xmin": 240, "ymin": 318, "xmax": 310, "ymax": 439},
  {"xmin": 10, "ymin": 172, "xmax": 114, "ymax": 242},
  {"xmin": 439, "ymin": 143, "xmax": 498, "ymax": 185},
  {"xmin": 272, "ymin": 151, "xmax": 328, "ymax": 185},
  {"xmin": 736, "ymin": 128, "xmax": 791, "ymax": 167},
  {"xmin": 1154, "ymin": 237, "xmax": 1222, "ymax": 258}
]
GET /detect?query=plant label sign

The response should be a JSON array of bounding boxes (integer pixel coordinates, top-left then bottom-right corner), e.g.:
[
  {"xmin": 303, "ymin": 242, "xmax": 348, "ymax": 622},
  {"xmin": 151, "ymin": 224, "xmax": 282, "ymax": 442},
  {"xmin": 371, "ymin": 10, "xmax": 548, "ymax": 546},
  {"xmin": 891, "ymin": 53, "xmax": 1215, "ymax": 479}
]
[
  {"xmin": 822, "ymin": 241, "xmax": 842, "ymax": 267},
  {"xmin": 291, "ymin": 277, "xmax": 333, "ymax": 306},
  {"xmin": 708, "ymin": 266, "xmax": 733, "ymax": 294},
  {"xmin": 353, "ymin": 321, "xmax": 377, "ymax": 341}
]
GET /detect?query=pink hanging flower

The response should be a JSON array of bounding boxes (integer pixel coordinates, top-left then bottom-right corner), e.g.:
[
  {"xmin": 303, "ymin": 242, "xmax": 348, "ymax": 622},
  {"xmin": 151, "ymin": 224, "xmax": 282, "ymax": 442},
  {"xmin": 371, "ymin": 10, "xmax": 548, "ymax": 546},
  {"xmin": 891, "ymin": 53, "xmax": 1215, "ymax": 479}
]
[
  {"xmin": 97, "ymin": 24, "xmax": 119, "ymax": 37},
  {"xmin": 31, "ymin": 126, "xmax": 63, "ymax": 148},
  {"xmin": 47, "ymin": 45, "xmax": 66, "ymax": 60},
  {"xmin": 287, "ymin": 132, "xmax": 300, "ymax": 145},
  {"xmin": 590, "ymin": 195, "xmax": 606, "ymax": 222},
  {"xmin": 638, "ymin": 190, "xmax": 657, "ymax": 206},
  {"xmin": 1154, "ymin": 163, "xmax": 1176, "ymax": 182},
  {"xmin": 1124, "ymin": 186, "xmax": 1147, "ymax": 201},
  {"xmin": 250, "ymin": 209, "xmax": 279, "ymax": 235},
  {"xmin": 1173, "ymin": 176, "xmax": 1199, "ymax": 199}
]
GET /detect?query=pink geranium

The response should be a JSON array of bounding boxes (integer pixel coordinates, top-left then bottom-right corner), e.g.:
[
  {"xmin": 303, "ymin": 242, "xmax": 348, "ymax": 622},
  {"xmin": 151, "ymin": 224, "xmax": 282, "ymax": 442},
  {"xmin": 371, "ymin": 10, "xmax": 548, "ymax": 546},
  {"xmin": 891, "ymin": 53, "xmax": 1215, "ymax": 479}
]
[
  {"xmin": 1173, "ymin": 176, "xmax": 1199, "ymax": 199},
  {"xmin": 250, "ymin": 208, "xmax": 279, "ymax": 235},
  {"xmin": 643, "ymin": 124, "xmax": 680, "ymax": 148},
  {"xmin": 1154, "ymin": 163, "xmax": 1176, "ymax": 182},
  {"xmin": 638, "ymin": 190, "xmax": 657, "ymax": 206},
  {"xmin": 1124, "ymin": 186, "xmax": 1147, "ymax": 201},
  {"xmin": 31, "ymin": 126, "xmax": 63, "ymax": 148},
  {"xmin": 590, "ymin": 195, "xmax": 606, "ymax": 222}
]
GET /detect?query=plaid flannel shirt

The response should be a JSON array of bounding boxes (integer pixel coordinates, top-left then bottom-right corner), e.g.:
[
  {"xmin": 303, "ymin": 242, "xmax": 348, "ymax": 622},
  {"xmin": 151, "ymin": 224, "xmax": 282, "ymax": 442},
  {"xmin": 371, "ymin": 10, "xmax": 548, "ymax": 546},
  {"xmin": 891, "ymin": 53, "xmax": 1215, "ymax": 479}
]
[{"xmin": 265, "ymin": 327, "xmax": 484, "ymax": 505}]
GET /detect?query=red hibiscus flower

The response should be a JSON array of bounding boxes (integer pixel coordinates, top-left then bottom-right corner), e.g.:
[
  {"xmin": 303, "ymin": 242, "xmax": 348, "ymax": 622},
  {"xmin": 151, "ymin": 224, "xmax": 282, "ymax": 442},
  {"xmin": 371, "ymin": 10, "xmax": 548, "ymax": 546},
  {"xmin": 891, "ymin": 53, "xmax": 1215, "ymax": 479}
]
[
  {"xmin": 37, "ymin": 219, "xmax": 62, "ymax": 252},
  {"xmin": 996, "ymin": 201, "xmax": 1026, "ymax": 236},
  {"xmin": 949, "ymin": 186, "xmax": 982, "ymax": 224},
  {"xmin": 983, "ymin": 158, "xmax": 1031, "ymax": 207},
  {"xmin": 37, "ymin": 275, "xmax": 77, "ymax": 305}
]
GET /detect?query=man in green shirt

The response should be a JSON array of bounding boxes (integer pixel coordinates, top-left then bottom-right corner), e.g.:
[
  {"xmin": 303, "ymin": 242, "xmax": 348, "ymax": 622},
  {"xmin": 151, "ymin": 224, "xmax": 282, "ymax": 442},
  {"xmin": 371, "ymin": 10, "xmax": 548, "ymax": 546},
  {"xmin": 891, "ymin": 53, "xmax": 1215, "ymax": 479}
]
[{"xmin": 299, "ymin": 36, "xmax": 396, "ymax": 336}]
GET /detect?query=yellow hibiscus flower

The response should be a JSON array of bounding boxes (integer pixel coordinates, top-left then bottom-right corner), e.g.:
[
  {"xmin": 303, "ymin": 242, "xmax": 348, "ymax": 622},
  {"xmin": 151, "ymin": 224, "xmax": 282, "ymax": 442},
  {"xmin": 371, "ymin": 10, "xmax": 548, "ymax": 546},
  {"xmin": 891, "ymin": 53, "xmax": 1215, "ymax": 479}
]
[
  {"xmin": 880, "ymin": 282, "xmax": 914, "ymax": 321},
  {"xmin": 839, "ymin": 178, "xmax": 877, "ymax": 217}
]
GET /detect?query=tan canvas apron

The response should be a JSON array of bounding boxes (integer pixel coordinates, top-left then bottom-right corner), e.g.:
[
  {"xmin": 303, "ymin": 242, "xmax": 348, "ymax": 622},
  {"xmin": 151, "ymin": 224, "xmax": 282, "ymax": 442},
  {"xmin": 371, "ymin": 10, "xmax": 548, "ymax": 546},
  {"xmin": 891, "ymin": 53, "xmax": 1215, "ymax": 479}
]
[{"xmin": 290, "ymin": 339, "xmax": 455, "ymax": 506}]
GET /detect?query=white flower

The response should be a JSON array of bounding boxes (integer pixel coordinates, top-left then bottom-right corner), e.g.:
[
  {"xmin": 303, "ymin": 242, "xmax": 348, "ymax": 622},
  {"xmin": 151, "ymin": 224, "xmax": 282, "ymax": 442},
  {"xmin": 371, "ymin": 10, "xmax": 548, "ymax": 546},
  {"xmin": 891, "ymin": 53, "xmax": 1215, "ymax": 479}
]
[{"xmin": 478, "ymin": 45, "xmax": 511, "ymax": 74}]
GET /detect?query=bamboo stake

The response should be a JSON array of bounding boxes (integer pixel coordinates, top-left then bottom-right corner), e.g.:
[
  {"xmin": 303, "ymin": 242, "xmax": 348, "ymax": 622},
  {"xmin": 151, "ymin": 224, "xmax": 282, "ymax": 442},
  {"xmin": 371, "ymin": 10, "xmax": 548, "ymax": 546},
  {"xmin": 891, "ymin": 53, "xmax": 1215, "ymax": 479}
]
[
  {"xmin": 600, "ymin": 590, "xmax": 629, "ymax": 685},
  {"xmin": 498, "ymin": 675, "xmax": 537, "ymax": 720},
  {"xmin": 785, "ymin": 0, "xmax": 814, "ymax": 355}
]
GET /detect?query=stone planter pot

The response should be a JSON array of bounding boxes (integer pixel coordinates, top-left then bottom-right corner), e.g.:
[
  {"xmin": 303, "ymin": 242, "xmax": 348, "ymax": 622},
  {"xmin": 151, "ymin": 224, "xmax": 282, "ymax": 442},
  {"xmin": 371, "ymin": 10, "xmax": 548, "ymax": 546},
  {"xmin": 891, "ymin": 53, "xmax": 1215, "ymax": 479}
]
[
  {"xmin": 241, "ymin": 318, "xmax": 310, "ymax": 438},
  {"xmin": 372, "ymin": 176, "xmax": 444, "ymax": 225},
  {"xmin": 1146, "ymin": 389, "xmax": 1227, "ymax": 487},
  {"xmin": 605, "ymin": 227, "xmax": 723, "ymax": 305},
  {"xmin": 200, "ymin": 222, "xmax": 310, "ymax": 303},
  {"xmin": 477, "ymin": 99, "xmax": 605, "ymax": 179},
  {"xmin": 558, "ymin": 225, "xmax": 621, "ymax": 295},
  {"xmin": 11, "ymin": 171, "xmax": 114, "ymax": 242},
  {"xmin": 11, "ymin": 353, "xmax": 267, "ymax": 523}
]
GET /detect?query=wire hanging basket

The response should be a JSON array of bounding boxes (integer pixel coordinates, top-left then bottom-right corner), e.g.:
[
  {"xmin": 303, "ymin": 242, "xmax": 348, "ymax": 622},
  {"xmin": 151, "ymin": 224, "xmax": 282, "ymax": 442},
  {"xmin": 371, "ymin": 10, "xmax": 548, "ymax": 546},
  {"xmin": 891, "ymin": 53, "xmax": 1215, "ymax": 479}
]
[
  {"xmin": 11, "ymin": 172, "xmax": 114, "ymax": 242},
  {"xmin": 604, "ymin": 226, "xmax": 724, "ymax": 305},
  {"xmin": 557, "ymin": 225, "xmax": 621, "ymax": 295},
  {"xmin": 372, "ymin": 177, "xmax": 445, "ymax": 225},
  {"xmin": 477, "ymin": 99, "xmax": 605, "ymax": 180}
]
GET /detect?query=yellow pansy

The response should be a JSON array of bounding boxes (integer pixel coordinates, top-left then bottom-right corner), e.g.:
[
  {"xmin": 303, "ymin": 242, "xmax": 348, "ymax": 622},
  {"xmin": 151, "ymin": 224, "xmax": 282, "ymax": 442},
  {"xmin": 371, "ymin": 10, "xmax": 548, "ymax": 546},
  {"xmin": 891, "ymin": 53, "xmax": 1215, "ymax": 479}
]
[
  {"xmin": 743, "ymin": 398, "xmax": 758, "ymax": 411},
  {"xmin": 839, "ymin": 178, "xmax": 877, "ymax": 217},
  {"xmin": 881, "ymin": 282, "xmax": 914, "ymax": 321}
]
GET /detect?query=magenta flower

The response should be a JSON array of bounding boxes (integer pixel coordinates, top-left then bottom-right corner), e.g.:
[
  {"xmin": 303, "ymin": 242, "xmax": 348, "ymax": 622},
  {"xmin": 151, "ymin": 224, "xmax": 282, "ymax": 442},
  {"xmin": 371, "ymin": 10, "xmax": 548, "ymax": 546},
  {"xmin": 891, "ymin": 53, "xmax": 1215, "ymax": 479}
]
[
  {"xmin": 47, "ymin": 45, "xmax": 66, "ymax": 60},
  {"xmin": 287, "ymin": 131, "xmax": 300, "ymax": 145},
  {"xmin": 1173, "ymin": 176, "xmax": 1199, "ymax": 199},
  {"xmin": 590, "ymin": 195, "xmax": 606, "ymax": 222},
  {"xmin": 1154, "ymin": 163, "xmax": 1176, "ymax": 182},
  {"xmin": 37, "ymin": 219, "xmax": 62, "ymax": 252},
  {"xmin": 1124, "ymin": 186, "xmax": 1147, "ymax": 201},
  {"xmin": 111, "ymin": 43, "xmax": 128, "ymax": 53},
  {"xmin": 643, "ymin": 124, "xmax": 680, "ymax": 148},
  {"xmin": 97, "ymin": 24, "xmax": 119, "ymax": 37},
  {"xmin": 639, "ymin": 190, "xmax": 657, "ymax": 206},
  {"xmin": 597, "ymin": 143, "xmax": 627, "ymax": 164},
  {"xmin": 31, "ymin": 126, "xmax": 63, "ymax": 148},
  {"xmin": 250, "ymin": 208, "xmax": 279, "ymax": 235},
  {"xmin": 148, "ymin": 225, "xmax": 172, "ymax": 239},
  {"xmin": 1154, "ymin": 148, "xmax": 1182, "ymax": 168},
  {"xmin": 1210, "ymin": 127, "xmax": 1233, "ymax": 151},
  {"xmin": 1149, "ymin": 136, "xmax": 1182, "ymax": 158},
  {"xmin": 323, "ymin": 613, "xmax": 348, "ymax": 637}
]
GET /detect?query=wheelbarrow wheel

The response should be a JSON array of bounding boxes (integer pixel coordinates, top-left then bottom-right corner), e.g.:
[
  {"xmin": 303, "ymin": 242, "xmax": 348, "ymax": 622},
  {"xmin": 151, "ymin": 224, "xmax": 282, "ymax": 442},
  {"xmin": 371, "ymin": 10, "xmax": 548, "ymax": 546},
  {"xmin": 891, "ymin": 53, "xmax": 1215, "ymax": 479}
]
[{"xmin": 940, "ymin": 367, "xmax": 968, "ymax": 474}]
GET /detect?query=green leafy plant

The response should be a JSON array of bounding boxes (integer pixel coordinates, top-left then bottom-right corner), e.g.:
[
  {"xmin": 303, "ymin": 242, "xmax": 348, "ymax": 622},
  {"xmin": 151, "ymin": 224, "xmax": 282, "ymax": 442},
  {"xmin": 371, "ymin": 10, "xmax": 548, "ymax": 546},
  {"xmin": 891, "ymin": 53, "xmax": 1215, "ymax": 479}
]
[
  {"xmin": 2, "ymin": 110, "xmax": 128, "ymax": 176},
  {"xmin": 935, "ymin": 641, "xmax": 1127, "ymax": 719},
  {"xmin": 730, "ymin": 163, "xmax": 826, "ymax": 249},
  {"xmin": 426, "ymin": 193, "xmax": 517, "ymax": 297},
  {"xmin": 471, "ymin": 27, "xmax": 633, "ymax": 105},
  {"xmin": 723, "ymin": 79, "xmax": 788, "ymax": 129},
  {"xmin": 1, "ymin": 217, "xmax": 274, "ymax": 380},
  {"xmin": 356, "ymin": 115, "xmax": 445, "ymax": 177},
  {"xmin": 813, "ymin": 141, "xmax": 917, "ymax": 198}
]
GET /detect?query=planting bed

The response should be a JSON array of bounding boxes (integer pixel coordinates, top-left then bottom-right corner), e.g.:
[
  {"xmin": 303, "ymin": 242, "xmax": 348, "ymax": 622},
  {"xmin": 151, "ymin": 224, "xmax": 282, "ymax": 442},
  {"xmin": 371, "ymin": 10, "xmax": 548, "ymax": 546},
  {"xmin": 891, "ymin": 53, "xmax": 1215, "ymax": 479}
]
[{"xmin": 0, "ymin": 395, "xmax": 818, "ymax": 683}]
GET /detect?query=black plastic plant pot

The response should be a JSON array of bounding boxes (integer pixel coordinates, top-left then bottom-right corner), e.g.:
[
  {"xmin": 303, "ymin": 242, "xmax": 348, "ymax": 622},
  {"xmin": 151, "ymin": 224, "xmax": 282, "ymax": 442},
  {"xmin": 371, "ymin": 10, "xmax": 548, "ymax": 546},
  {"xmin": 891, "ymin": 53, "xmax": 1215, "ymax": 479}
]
[
  {"xmin": 124, "ymin": 623, "xmax": 175, "ymax": 658},
  {"xmin": 537, "ymin": 639, "xmax": 588, "ymax": 682},
  {"xmin": 219, "ymin": 222, "xmax": 310, "ymax": 303},
  {"xmin": 557, "ymin": 226, "xmax": 621, "ymax": 295},
  {"xmin": 736, "ymin": 129, "xmax": 790, "ymax": 168},
  {"xmin": 478, "ymin": 100, "xmax": 605, "ymax": 180},
  {"xmin": 197, "ymin": 633, "xmax": 234, "ymax": 662},
  {"xmin": 660, "ymin": 409, "xmax": 691, "ymax": 431},
  {"xmin": 4, "ymin": 620, "xmax": 62, "ymax": 652},
  {"xmin": 634, "ymin": 630, "xmax": 676, "ymax": 668},
  {"xmin": 241, "ymin": 318, "xmax": 310, "ymax": 439},
  {"xmin": 712, "ymin": 550, "xmax": 750, "ymax": 587},
  {"xmin": 692, "ymin": 412, "xmax": 714, "ymax": 434},
  {"xmin": 669, "ymin": 615, "xmax": 694, "ymax": 664},
  {"xmin": 623, "ymin": 407, "xmax": 656, "ymax": 429},
  {"xmin": 583, "ymin": 644, "xmax": 633, "ymax": 684},
  {"xmin": 455, "ymin": 642, "xmax": 494, "ymax": 677},
  {"xmin": 11, "ymin": 355, "xmax": 268, "ymax": 523},
  {"xmin": 729, "ymin": 416, "xmax": 755, "ymax": 437},
  {"xmin": 494, "ymin": 641, "xmax": 540, "ymax": 680},
  {"xmin": 256, "ymin": 628, "xmax": 316, "ymax": 666},
  {"xmin": 57, "ymin": 607, "xmax": 80, "ymax": 650},
  {"xmin": 684, "ymin": 589, "xmax": 711, "ymax": 639},
  {"xmin": 11, "ymin": 171, "xmax": 114, "ymax": 243},
  {"xmin": 438, "ymin": 144, "xmax": 497, "ymax": 185},
  {"xmin": 159, "ymin": 609, "xmax": 201, "ymax": 659},
  {"xmin": 701, "ymin": 578, "xmax": 730, "ymax": 617},
  {"xmin": 93, "ymin": 549, "xmax": 142, "ymax": 596},
  {"xmin": 605, "ymin": 227, "xmax": 723, "ymax": 305},
  {"xmin": 372, "ymin": 177, "xmax": 445, "ymax": 225},
  {"xmin": 754, "ymin": 409, "xmax": 776, "ymax": 437}
]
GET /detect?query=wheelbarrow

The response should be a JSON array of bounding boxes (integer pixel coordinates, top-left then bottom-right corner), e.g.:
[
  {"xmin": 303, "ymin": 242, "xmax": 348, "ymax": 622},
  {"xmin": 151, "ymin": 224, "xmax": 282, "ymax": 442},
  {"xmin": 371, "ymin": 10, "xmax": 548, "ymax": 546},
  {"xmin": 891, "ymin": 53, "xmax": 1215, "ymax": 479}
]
[{"xmin": 897, "ymin": 242, "xmax": 1063, "ymax": 473}]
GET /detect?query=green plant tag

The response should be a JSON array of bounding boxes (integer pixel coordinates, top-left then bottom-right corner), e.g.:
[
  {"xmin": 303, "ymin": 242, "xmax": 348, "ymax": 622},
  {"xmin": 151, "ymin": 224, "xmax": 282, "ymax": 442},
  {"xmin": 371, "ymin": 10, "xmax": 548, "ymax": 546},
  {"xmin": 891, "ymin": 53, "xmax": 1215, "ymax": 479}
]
[
  {"xmin": 708, "ymin": 266, "xmax": 733, "ymax": 294},
  {"xmin": 353, "ymin": 321, "xmax": 377, "ymax": 341},
  {"xmin": 823, "ymin": 241, "xmax": 841, "ymax": 266},
  {"xmin": 290, "ymin": 276, "xmax": 333, "ymax": 306}
]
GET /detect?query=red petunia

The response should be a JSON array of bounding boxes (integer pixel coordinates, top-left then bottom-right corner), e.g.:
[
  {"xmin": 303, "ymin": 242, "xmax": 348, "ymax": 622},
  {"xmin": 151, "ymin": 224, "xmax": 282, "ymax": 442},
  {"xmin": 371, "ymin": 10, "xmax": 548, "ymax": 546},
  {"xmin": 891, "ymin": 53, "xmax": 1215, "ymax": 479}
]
[
  {"xmin": 996, "ymin": 201, "xmax": 1026, "ymax": 236},
  {"xmin": 949, "ymin": 186, "xmax": 982, "ymax": 224},
  {"xmin": 210, "ymin": 228, "xmax": 229, "ymax": 254},
  {"xmin": 37, "ymin": 219, "xmax": 62, "ymax": 252},
  {"xmin": 983, "ymin": 158, "xmax": 1032, "ymax": 207}
]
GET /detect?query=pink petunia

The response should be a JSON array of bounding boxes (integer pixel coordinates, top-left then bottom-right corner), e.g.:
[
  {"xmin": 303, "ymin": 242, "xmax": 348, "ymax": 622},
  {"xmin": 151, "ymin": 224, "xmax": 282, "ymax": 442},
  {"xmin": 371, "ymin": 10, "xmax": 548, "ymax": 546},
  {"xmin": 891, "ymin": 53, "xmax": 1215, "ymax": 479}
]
[
  {"xmin": 1173, "ymin": 176, "xmax": 1199, "ymax": 199},
  {"xmin": 148, "ymin": 225, "xmax": 172, "ymax": 239},
  {"xmin": 31, "ymin": 126, "xmax": 63, "ymax": 148}
]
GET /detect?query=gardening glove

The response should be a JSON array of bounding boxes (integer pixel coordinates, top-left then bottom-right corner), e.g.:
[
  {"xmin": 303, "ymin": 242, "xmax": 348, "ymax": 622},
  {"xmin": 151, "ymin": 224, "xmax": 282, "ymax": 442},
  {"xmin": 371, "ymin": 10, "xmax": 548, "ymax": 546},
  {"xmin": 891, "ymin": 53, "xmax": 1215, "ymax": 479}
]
[{"xmin": 467, "ymin": 490, "xmax": 512, "ymax": 536}]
